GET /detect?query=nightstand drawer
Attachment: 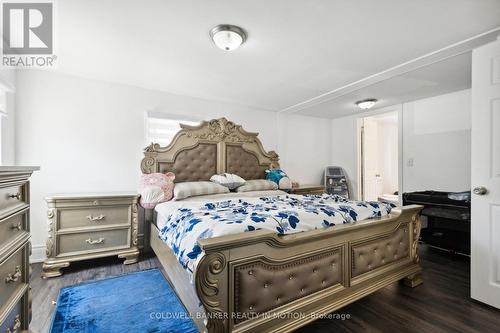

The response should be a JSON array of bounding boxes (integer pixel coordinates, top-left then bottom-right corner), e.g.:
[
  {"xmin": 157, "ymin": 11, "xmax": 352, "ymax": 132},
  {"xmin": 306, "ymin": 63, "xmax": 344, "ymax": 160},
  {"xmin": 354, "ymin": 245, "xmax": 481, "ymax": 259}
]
[
  {"xmin": 0, "ymin": 244, "xmax": 27, "ymax": 310},
  {"xmin": 56, "ymin": 229, "xmax": 130, "ymax": 257},
  {"xmin": 58, "ymin": 206, "xmax": 131, "ymax": 230},
  {"xmin": 0, "ymin": 211, "xmax": 28, "ymax": 247},
  {"xmin": 0, "ymin": 183, "xmax": 27, "ymax": 218}
]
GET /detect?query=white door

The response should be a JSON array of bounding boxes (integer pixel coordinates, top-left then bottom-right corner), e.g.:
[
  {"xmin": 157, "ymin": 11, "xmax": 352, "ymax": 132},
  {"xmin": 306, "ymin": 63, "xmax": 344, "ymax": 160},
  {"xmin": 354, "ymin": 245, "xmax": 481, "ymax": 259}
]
[
  {"xmin": 362, "ymin": 118, "xmax": 382, "ymax": 201},
  {"xmin": 471, "ymin": 38, "xmax": 500, "ymax": 309}
]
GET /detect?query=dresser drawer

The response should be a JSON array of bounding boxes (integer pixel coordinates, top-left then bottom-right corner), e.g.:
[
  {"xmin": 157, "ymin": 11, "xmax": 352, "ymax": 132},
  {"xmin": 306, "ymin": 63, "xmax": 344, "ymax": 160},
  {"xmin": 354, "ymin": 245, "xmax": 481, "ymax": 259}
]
[
  {"xmin": 56, "ymin": 229, "xmax": 130, "ymax": 257},
  {"xmin": 0, "ymin": 295, "xmax": 24, "ymax": 333},
  {"xmin": 0, "ymin": 245, "xmax": 27, "ymax": 313},
  {"xmin": 58, "ymin": 206, "xmax": 131, "ymax": 230},
  {"xmin": 0, "ymin": 184, "xmax": 27, "ymax": 217},
  {"xmin": 0, "ymin": 212, "xmax": 28, "ymax": 247}
]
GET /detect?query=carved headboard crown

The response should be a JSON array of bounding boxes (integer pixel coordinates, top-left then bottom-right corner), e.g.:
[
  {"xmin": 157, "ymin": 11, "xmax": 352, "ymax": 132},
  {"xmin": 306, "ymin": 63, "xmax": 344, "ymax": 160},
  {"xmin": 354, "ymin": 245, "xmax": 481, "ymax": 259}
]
[{"xmin": 141, "ymin": 118, "xmax": 280, "ymax": 182}]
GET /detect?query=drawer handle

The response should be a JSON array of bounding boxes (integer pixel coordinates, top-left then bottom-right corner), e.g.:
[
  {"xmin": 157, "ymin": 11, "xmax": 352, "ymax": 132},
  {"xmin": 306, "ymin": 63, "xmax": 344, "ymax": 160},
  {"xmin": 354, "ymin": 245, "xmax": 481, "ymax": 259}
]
[
  {"xmin": 86, "ymin": 214, "xmax": 105, "ymax": 222},
  {"xmin": 5, "ymin": 314, "xmax": 21, "ymax": 333},
  {"xmin": 11, "ymin": 222, "xmax": 22, "ymax": 231},
  {"xmin": 7, "ymin": 193, "xmax": 21, "ymax": 200},
  {"xmin": 5, "ymin": 266, "xmax": 22, "ymax": 283},
  {"xmin": 85, "ymin": 237, "xmax": 105, "ymax": 245}
]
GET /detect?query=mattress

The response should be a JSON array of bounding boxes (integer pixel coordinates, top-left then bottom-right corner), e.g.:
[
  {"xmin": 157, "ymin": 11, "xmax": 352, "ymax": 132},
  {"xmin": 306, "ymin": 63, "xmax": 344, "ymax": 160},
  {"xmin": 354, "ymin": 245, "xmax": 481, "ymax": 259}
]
[{"xmin": 154, "ymin": 191, "xmax": 395, "ymax": 276}]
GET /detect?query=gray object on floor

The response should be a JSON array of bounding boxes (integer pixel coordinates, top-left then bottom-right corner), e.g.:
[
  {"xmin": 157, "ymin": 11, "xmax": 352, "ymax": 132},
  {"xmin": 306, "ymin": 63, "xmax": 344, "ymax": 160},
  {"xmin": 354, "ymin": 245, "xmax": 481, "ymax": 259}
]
[{"xmin": 324, "ymin": 166, "xmax": 349, "ymax": 198}]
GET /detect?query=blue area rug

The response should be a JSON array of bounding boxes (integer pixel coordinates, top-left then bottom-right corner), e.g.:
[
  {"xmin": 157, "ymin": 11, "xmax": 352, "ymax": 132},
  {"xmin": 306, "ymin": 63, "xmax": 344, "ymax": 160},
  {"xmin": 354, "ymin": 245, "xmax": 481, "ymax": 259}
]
[{"xmin": 50, "ymin": 269, "xmax": 198, "ymax": 333}]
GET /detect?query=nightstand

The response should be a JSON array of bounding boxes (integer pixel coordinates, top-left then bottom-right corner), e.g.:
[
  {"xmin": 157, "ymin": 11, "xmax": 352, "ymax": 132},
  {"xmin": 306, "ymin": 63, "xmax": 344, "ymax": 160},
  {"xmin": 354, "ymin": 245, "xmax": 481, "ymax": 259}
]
[
  {"xmin": 42, "ymin": 192, "xmax": 140, "ymax": 278},
  {"xmin": 290, "ymin": 184, "xmax": 326, "ymax": 195}
]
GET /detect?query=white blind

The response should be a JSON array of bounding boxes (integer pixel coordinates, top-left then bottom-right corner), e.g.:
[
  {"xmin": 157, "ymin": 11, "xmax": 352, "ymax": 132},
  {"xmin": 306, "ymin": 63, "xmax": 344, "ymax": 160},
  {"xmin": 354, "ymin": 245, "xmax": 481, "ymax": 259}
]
[{"xmin": 145, "ymin": 114, "xmax": 199, "ymax": 146}]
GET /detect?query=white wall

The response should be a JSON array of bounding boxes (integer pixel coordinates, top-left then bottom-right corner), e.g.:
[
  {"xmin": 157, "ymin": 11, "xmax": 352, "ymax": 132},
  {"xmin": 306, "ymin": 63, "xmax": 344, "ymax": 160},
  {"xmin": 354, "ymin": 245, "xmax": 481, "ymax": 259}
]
[
  {"xmin": 15, "ymin": 70, "xmax": 331, "ymax": 261},
  {"xmin": 403, "ymin": 89, "xmax": 471, "ymax": 192},
  {"xmin": 330, "ymin": 115, "xmax": 360, "ymax": 198},
  {"xmin": 331, "ymin": 89, "xmax": 471, "ymax": 199},
  {"xmin": 277, "ymin": 113, "xmax": 331, "ymax": 185}
]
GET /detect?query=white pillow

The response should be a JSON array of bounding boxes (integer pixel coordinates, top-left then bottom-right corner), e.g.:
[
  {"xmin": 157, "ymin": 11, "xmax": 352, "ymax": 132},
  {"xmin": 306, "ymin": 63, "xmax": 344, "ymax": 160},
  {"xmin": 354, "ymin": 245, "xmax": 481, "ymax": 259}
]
[
  {"xmin": 174, "ymin": 181, "xmax": 229, "ymax": 200},
  {"xmin": 210, "ymin": 173, "xmax": 246, "ymax": 190},
  {"xmin": 235, "ymin": 179, "xmax": 278, "ymax": 193}
]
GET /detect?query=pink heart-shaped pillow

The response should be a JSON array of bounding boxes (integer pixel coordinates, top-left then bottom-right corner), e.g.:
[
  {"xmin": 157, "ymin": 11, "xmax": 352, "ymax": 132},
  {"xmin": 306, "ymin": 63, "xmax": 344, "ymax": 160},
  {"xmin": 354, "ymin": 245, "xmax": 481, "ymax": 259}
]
[{"xmin": 138, "ymin": 172, "xmax": 175, "ymax": 208}]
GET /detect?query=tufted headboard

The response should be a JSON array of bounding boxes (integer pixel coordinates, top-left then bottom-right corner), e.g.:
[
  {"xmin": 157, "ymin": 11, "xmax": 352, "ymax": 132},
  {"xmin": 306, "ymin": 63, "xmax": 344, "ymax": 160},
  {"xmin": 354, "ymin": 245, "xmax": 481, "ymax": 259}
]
[{"xmin": 141, "ymin": 118, "xmax": 280, "ymax": 182}]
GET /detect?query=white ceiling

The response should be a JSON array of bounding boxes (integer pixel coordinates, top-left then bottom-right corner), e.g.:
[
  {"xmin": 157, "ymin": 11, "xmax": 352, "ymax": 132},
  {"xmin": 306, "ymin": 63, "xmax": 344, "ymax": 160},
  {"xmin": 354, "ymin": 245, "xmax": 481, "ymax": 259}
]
[
  {"xmin": 54, "ymin": 0, "xmax": 500, "ymax": 114},
  {"xmin": 298, "ymin": 52, "xmax": 472, "ymax": 118}
]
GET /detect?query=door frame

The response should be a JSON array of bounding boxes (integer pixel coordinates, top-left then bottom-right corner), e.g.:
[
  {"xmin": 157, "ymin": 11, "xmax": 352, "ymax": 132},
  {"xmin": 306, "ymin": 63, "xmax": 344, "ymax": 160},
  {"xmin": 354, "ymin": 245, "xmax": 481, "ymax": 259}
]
[{"xmin": 356, "ymin": 104, "xmax": 403, "ymax": 203}]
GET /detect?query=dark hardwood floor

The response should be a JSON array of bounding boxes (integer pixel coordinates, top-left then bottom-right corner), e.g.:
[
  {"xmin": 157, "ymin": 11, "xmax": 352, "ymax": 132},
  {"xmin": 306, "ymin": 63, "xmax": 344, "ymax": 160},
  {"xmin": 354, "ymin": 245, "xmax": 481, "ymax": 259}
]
[
  {"xmin": 31, "ymin": 245, "xmax": 500, "ymax": 333},
  {"xmin": 31, "ymin": 256, "xmax": 160, "ymax": 333}
]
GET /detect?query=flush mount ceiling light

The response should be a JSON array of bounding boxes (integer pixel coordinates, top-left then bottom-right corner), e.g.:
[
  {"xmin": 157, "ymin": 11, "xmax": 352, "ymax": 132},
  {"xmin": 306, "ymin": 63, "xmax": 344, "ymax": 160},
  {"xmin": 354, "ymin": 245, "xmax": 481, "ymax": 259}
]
[
  {"xmin": 356, "ymin": 99, "xmax": 378, "ymax": 110},
  {"xmin": 209, "ymin": 24, "xmax": 247, "ymax": 51}
]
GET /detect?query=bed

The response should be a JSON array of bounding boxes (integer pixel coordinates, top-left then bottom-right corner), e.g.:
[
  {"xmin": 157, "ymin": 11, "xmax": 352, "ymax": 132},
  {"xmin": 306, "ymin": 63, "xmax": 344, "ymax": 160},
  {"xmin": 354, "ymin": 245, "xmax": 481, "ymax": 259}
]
[{"xmin": 141, "ymin": 118, "xmax": 423, "ymax": 333}]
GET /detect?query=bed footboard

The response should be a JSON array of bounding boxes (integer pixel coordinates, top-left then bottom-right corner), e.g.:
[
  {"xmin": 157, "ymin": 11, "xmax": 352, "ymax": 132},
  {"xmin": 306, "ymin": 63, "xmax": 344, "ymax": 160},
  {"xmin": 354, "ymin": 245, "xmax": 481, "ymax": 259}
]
[{"xmin": 195, "ymin": 205, "xmax": 423, "ymax": 333}]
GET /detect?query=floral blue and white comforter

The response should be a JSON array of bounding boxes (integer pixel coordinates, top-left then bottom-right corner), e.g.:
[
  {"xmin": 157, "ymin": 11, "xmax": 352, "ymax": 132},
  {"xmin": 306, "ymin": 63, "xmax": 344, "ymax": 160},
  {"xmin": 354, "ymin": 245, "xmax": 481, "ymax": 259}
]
[{"xmin": 155, "ymin": 192, "xmax": 395, "ymax": 276}]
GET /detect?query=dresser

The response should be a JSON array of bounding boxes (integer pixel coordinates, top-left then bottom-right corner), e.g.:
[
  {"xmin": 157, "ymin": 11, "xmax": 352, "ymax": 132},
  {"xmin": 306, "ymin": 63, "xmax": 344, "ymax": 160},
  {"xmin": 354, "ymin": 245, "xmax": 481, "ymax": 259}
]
[
  {"xmin": 42, "ymin": 193, "xmax": 140, "ymax": 278},
  {"xmin": 290, "ymin": 184, "xmax": 326, "ymax": 195},
  {"xmin": 0, "ymin": 167, "xmax": 38, "ymax": 333}
]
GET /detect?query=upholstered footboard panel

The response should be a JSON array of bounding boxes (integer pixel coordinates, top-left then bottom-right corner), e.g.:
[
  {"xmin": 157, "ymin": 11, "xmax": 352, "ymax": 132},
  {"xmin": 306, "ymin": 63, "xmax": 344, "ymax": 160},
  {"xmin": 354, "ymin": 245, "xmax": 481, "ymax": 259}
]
[
  {"xmin": 234, "ymin": 248, "xmax": 343, "ymax": 321},
  {"xmin": 232, "ymin": 222, "xmax": 412, "ymax": 325},
  {"xmin": 351, "ymin": 223, "xmax": 410, "ymax": 277}
]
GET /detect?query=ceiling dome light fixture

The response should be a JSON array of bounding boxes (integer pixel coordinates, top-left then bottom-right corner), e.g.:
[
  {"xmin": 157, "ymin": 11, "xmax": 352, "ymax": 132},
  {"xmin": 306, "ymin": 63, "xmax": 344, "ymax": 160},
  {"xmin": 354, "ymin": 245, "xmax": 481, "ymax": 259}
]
[
  {"xmin": 356, "ymin": 99, "xmax": 378, "ymax": 110},
  {"xmin": 210, "ymin": 24, "xmax": 247, "ymax": 51}
]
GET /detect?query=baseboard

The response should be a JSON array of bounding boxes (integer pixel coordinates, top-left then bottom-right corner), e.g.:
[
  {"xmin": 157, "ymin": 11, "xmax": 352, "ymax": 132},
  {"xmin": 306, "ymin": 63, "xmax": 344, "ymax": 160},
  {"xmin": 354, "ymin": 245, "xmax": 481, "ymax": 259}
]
[{"xmin": 31, "ymin": 244, "xmax": 46, "ymax": 263}]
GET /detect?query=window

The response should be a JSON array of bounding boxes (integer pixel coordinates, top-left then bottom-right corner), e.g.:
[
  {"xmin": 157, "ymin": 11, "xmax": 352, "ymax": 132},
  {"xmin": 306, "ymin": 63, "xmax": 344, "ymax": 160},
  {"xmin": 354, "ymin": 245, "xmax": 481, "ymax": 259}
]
[{"xmin": 145, "ymin": 112, "xmax": 199, "ymax": 146}]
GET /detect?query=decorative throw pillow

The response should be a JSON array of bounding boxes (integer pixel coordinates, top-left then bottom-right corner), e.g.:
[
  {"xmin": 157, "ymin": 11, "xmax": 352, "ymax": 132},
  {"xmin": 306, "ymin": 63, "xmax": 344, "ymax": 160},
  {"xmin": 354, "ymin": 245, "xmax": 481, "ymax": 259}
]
[
  {"xmin": 174, "ymin": 181, "xmax": 229, "ymax": 200},
  {"xmin": 265, "ymin": 169, "xmax": 293, "ymax": 190},
  {"xmin": 139, "ymin": 172, "xmax": 175, "ymax": 208},
  {"xmin": 235, "ymin": 179, "xmax": 278, "ymax": 192},
  {"xmin": 210, "ymin": 173, "xmax": 246, "ymax": 190}
]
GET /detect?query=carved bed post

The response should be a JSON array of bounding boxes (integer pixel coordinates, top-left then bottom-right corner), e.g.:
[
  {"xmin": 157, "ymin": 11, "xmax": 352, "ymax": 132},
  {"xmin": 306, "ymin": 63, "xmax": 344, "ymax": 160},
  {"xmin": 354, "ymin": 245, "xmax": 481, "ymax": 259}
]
[
  {"xmin": 401, "ymin": 212, "xmax": 423, "ymax": 287},
  {"xmin": 195, "ymin": 251, "xmax": 230, "ymax": 333}
]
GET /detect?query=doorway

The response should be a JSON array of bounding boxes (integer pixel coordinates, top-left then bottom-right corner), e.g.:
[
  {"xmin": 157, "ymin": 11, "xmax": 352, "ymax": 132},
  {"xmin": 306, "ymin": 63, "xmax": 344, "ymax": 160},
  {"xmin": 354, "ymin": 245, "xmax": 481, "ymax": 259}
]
[{"xmin": 359, "ymin": 111, "xmax": 399, "ymax": 204}]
